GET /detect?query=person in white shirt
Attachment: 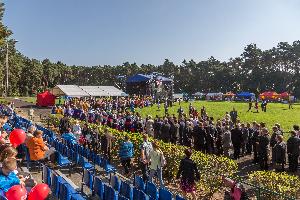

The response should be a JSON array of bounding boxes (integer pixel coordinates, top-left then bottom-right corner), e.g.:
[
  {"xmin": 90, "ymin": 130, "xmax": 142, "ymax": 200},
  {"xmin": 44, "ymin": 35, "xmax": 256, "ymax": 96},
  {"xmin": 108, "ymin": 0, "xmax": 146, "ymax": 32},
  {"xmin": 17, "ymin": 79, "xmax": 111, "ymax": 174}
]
[
  {"xmin": 72, "ymin": 120, "xmax": 82, "ymax": 140},
  {"xmin": 145, "ymin": 115, "xmax": 154, "ymax": 137},
  {"xmin": 139, "ymin": 134, "xmax": 153, "ymax": 182}
]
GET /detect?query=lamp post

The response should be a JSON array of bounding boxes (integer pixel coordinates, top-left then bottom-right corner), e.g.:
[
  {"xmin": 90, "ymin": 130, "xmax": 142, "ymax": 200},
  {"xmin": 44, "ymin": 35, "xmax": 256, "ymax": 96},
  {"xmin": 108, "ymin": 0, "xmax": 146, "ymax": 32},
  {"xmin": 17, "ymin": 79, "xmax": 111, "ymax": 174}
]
[
  {"xmin": 5, "ymin": 42, "xmax": 8, "ymax": 97},
  {"xmin": 4, "ymin": 40, "xmax": 18, "ymax": 97}
]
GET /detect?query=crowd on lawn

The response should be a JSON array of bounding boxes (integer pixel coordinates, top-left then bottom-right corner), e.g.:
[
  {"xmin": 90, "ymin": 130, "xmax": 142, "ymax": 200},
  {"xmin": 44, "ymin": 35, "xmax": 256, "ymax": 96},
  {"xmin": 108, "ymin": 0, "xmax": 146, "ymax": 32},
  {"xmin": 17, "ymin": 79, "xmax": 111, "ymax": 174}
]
[{"xmin": 50, "ymin": 97, "xmax": 300, "ymax": 197}]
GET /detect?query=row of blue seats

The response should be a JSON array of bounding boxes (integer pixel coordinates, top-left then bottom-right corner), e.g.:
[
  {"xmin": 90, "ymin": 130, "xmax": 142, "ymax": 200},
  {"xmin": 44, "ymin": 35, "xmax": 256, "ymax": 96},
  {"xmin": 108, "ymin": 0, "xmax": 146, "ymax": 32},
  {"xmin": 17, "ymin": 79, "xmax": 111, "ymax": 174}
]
[
  {"xmin": 81, "ymin": 167, "xmax": 185, "ymax": 200},
  {"xmin": 42, "ymin": 165, "xmax": 85, "ymax": 200},
  {"xmin": 44, "ymin": 135, "xmax": 116, "ymax": 176},
  {"xmin": 16, "ymin": 115, "xmax": 186, "ymax": 200}
]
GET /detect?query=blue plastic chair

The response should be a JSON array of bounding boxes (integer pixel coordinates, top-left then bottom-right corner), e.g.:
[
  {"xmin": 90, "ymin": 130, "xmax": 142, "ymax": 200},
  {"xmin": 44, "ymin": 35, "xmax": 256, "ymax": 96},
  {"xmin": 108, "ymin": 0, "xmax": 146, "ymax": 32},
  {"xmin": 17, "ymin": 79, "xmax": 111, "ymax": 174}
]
[
  {"xmin": 103, "ymin": 184, "xmax": 118, "ymax": 200},
  {"xmin": 133, "ymin": 188, "xmax": 149, "ymax": 200},
  {"xmin": 57, "ymin": 152, "xmax": 72, "ymax": 176},
  {"xmin": 134, "ymin": 175, "xmax": 145, "ymax": 191},
  {"xmin": 159, "ymin": 188, "xmax": 172, "ymax": 200},
  {"xmin": 101, "ymin": 158, "xmax": 116, "ymax": 175},
  {"xmin": 51, "ymin": 173, "xmax": 61, "ymax": 197},
  {"xmin": 120, "ymin": 181, "xmax": 133, "ymax": 200},
  {"xmin": 93, "ymin": 176, "xmax": 104, "ymax": 199},
  {"xmin": 146, "ymin": 182, "xmax": 158, "ymax": 200},
  {"xmin": 79, "ymin": 155, "xmax": 94, "ymax": 170},
  {"xmin": 59, "ymin": 182, "xmax": 73, "ymax": 200},
  {"xmin": 42, "ymin": 165, "xmax": 52, "ymax": 186},
  {"xmin": 90, "ymin": 151, "xmax": 97, "ymax": 163},
  {"xmin": 118, "ymin": 195, "xmax": 130, "ymax": 200},
  {"xmin": 70, "ymin": 193, "xmax": 86, "ymax": 200},
  {"xmin": 95, "ymin": 154, "xmax": 102, "ymax": 166},
  {"xmin": 175, "ymin": 194, "xmax": 186, "ymax": 200},
  {"xmin": 81, "ymin": 168, "xmax": 94, "ymax": 193},
  {"xmin": 111, "ymin": 175, "xmax": 121, "ymax": 192},
  {"xmin": 69, "ymin": 149, "xmax": 79, "ymax": 164},
  {"xmin": 57, "ymin": 152, "xmax": 71, "ymax": 166}
]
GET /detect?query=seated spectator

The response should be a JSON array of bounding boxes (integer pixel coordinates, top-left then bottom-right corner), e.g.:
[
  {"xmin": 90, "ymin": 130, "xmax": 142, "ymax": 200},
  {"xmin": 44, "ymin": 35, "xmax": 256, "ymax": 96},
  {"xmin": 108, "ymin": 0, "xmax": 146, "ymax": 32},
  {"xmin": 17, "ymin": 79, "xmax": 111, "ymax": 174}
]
[
  {"xmin": 0, "ymin": 146, "xmax": 18, "ymax": 167},
  {"xmin": 61, "ymin": 127, "xmax": 77, "ymax": 144},
  {"xmin": 26, "ymin": 125, "xmax": 36, "ymax": 139},
  {"xmin": 0, "ymin": 158, "xmax": 25, "ymax": 192},
  {"xmin": 0, "ymin": 130, "xmax": 8, "ymax": 145},
  {"xmin": 26, "ymin": 130, "xmax": 55, "ymax": 161}
]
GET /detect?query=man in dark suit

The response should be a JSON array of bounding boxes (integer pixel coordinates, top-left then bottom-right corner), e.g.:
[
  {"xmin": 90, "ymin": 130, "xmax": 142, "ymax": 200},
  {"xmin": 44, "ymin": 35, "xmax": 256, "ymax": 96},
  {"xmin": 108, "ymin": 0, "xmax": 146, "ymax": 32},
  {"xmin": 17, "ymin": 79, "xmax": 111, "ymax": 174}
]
[{"xmin": 287, "ymin": 131, "xmax": 300, "ymax": 172}]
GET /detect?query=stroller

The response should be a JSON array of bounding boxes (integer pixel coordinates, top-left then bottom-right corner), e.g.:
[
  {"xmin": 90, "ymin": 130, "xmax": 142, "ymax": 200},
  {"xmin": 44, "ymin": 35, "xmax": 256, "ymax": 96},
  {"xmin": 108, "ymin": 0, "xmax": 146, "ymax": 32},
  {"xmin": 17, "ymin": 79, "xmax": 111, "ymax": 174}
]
[{"xmin": 223, "ymin": 177, "xmax": 249, "ymax": 200}]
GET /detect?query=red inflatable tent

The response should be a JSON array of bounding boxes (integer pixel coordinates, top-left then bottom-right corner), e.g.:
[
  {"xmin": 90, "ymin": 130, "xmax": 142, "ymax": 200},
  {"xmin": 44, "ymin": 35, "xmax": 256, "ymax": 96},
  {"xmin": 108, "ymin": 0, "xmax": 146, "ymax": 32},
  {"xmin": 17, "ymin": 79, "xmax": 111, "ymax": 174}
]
[{"xmin": 36, "ymin": 91, "xmax": 56, "ymax": 107}]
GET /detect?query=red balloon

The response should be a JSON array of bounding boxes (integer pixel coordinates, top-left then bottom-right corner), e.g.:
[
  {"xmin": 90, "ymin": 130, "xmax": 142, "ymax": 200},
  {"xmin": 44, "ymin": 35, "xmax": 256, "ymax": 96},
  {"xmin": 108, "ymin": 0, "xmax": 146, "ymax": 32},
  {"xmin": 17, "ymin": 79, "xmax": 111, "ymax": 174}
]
[
  {"xmin": 28, "ymin": 183, "xmax": 50, "ymax": 200},
  {"xmin": 5, "ymin": 185, "xmax": 27, "ymax": 200},
  {"xmin": 9, "ymin": 128, "xmax": 26, "ymax": 147}
]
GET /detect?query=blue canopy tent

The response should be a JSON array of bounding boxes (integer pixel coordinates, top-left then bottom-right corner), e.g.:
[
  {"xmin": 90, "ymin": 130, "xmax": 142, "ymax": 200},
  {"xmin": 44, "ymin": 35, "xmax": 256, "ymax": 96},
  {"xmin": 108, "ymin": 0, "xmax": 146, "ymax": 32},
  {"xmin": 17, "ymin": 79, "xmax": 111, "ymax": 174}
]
[
  {"xmin": 126, "ymin": 74, "xmax": 151, "ymax": 83},
  {"xmin": 236, "ymin": 92, "xmax": 255, "ymax": 99},
  {"xmin": 126, "ymin": 74, "xmax": 172, "ymax": 83},
  {"xmin": 126, "ymin": 74, "xmax": 173, "ymax": 97}
]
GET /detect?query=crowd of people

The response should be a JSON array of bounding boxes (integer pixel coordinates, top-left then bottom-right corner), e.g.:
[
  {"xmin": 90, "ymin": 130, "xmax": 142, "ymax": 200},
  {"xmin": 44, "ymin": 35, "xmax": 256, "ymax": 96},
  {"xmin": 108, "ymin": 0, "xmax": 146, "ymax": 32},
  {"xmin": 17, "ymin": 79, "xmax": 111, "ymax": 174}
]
[
  {"xmin": 50, "ymin": 97, "xmax": 300, "ymax": 199},
  {"xmin": 53, "ymin": 97, "xmax": 300, "ymax": 173}
]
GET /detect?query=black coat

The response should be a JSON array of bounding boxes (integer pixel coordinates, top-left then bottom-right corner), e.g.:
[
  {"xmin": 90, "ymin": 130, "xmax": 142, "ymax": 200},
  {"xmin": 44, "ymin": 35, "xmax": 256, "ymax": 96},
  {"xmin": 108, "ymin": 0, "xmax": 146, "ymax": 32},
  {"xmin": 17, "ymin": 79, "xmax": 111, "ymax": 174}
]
[
  {"xmin": 287, "ymin": 136, "xmax": 300, "ymax": 156},
  {"xmin": 231, "ymin": 128, "xmax": 242, "ymax": 147},
  {"xmin": 176, "ymin": 157, "xmax": 200, "ymax": 183},
  {"xmin": 193, "ymin": 126, "xmax": 206, "ymax": 147},
  {"xmin": 183, "ymin": 126, "xmax": 193, "ymax": 147},
  {"xmin": 272, "ymin": 141, "xmax": 286, "ymax": 163},
  {"xmin": 161, "ymin": 123, "xmax": 171, "ymax": 142},
  {"xmin": 258, "ymin": 134, "xmax": 270, "ymax": 155}
]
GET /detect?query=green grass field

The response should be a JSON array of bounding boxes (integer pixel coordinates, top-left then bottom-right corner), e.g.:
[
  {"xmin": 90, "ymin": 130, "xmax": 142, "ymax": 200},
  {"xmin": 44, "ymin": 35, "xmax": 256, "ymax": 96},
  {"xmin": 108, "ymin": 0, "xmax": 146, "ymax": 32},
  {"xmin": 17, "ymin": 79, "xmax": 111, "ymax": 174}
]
[{"xmin": 136, "ymin": 101, "xmax": 300, "ymax": 139}]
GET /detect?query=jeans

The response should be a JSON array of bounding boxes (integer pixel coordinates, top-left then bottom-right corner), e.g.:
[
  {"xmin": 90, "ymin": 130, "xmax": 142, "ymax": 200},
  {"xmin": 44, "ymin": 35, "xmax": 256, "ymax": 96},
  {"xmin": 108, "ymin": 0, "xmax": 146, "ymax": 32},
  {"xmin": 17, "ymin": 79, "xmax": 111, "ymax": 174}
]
[{"xmin": 149, "ymin": 167, "xmax": 164, "ymax": 187}]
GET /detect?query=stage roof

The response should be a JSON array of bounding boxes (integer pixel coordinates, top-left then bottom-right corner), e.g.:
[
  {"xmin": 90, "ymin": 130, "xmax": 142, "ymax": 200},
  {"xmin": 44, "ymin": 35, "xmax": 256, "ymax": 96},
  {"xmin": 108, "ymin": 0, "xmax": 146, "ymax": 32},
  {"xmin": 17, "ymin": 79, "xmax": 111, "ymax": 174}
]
[
  {"xmin": 79, "ymin": 86, "xmax": 126, "ymax": 97},
  {"xmin": 126, "ymin": 74, "xmax": 172, "ymax": 83},
  {"xmin": 52, "ymin": 85, "xmax": 126, "ymax": 97},
  {"xmin": 51, "ymin": 85, "xmax": 89, "ymax": 97}
]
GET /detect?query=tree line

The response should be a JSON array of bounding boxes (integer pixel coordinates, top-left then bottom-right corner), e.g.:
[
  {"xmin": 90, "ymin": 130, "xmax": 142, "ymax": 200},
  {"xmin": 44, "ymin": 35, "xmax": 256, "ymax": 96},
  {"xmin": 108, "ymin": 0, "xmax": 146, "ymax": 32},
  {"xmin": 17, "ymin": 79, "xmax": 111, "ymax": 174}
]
[{"xmin": 0, "ymin": 3, "xmax": 300, "ymax": 97}]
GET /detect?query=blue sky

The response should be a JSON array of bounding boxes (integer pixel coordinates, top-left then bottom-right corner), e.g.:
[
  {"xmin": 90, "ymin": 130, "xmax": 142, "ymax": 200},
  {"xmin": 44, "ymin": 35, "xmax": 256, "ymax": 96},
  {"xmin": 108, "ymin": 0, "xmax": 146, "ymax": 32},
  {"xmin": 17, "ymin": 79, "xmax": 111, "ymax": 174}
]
[{"xmin": 3, "ymin": 0, "xmax": 300, "ymax": 66}]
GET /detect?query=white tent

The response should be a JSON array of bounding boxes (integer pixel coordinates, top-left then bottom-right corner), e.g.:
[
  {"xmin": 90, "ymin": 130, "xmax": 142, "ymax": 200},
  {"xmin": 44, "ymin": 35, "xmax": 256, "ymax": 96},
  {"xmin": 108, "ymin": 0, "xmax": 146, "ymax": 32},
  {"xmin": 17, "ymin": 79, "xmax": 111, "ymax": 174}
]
[
  {"xmin": 173, "ymin": 93, "xmax": 183, "ymax": 99},
  {"xmin": 79, "ymin": 86, "xmax": 127, "ymax": 97},
  {"xmin": 79, "ymin": 86, "xmax": 110, "ymax": 97},
  {"xmin": 51, "ymin": 85, "xmax": 90, "ymax": 97}
]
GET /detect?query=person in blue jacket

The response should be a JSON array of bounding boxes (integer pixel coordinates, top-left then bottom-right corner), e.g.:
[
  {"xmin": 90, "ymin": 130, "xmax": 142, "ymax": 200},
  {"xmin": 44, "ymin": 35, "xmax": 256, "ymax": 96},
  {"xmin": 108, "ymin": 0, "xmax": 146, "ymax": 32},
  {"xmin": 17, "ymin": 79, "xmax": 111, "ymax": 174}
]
[
  {"xmin": 119, "ymin": 135, "xmax": 134, "ymax": 175},
  {"xmin": 0, "ymin": 158, "xmax": 24, "ymax": 192},
  {"xmin": 61, "ymin": 127, "xmax": 77, "ymax": 144}
]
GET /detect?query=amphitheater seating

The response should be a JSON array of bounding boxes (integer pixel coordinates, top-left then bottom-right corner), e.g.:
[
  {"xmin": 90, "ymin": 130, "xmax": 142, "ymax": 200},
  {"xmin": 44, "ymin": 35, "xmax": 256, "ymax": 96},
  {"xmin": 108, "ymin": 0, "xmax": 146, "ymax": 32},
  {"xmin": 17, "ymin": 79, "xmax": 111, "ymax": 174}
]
[{"xmin": 11, "ymin": 114, "xmax": 186, "ymax": 200}]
